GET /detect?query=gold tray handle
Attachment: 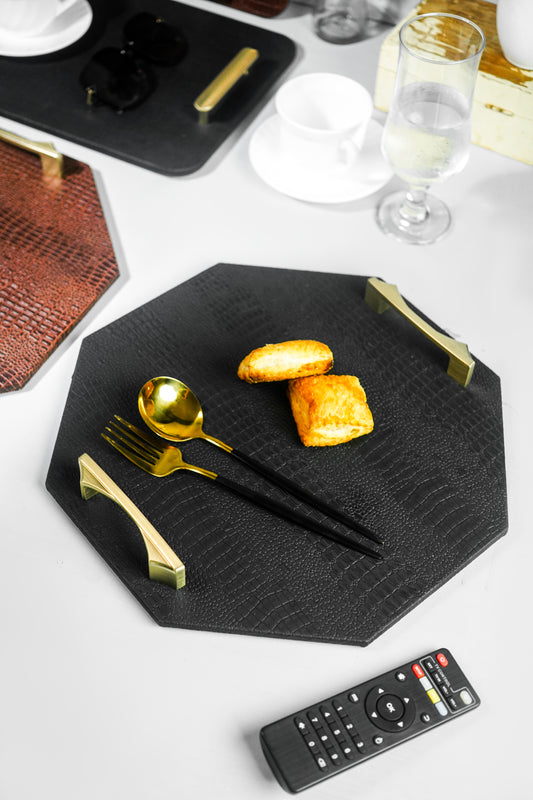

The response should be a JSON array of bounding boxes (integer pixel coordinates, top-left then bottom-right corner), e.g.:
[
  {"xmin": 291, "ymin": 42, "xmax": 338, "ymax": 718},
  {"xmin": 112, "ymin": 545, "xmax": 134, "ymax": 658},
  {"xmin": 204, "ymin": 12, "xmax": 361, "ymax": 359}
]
[
  {"xmin": 193, "ymin": 47, "xmax": 259, "ymax": 125},
  {"xmin": 0, "ymin": 128, "xmax": 64, "ymax": 178},
  {"xmin": 79, "ymin": 453, "xmax": 186, "ymax": 590},
  {"xmin": 365, "ymin": 277, "xmax": 475, "ymax": 387}
]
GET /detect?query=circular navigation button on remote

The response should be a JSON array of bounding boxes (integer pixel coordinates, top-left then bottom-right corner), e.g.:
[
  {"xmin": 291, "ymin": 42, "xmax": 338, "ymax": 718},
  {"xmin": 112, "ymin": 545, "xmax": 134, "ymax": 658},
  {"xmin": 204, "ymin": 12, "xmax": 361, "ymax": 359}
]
[
  {"xmin": 376, "ymin": 694, "xmax": 404, "ymax": 722},
  {"xmin": 365, "ymin": 685, "xmax": 416, "ymax": 733}
]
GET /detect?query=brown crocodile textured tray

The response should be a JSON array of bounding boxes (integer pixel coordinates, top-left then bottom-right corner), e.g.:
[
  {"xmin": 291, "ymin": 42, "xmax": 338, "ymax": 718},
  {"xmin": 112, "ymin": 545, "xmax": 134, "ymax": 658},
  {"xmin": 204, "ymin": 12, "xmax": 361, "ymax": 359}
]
[
  {"xmin": 0, "ymin": 137, "xmax": 119, "ymax": 393},
  {"xmin": 46, "ymin": 264, "xmax": 508, "ymax": 646},
  {"xmin": 209, "ymin": 0, "xmax": 289, "ymax": 17}
]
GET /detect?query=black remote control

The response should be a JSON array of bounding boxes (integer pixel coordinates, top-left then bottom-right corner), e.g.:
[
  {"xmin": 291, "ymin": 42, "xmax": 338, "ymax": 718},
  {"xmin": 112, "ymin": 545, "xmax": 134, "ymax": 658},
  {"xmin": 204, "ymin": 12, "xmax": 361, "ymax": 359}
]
[{"xmin": 260, "ymin": 648, "xmax": 479, "ymax": 793}]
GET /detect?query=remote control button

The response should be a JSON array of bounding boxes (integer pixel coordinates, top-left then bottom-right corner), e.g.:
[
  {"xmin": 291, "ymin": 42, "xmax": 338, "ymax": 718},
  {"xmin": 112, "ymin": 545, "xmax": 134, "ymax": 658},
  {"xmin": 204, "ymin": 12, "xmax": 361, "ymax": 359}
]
[
  {"xmin": 422, "ymin": 658, "xmax": 436, "ymax": 673},
  {"xmin": 436, "ymin": 652, "xmax": 449, "ymax": 668},
  {"xmin": 324, "ymin": 742, "xmax": 339, "ymax": 758},
  {"xmin": 349, "ymin": 731, "xmax": 362, "ymax": 746},
  {"xmin": 376, "ymin": 694, "xmax": 405, "ymax": 722},
  {"xmin": 295, "ymin": 717, "xmax": 309, "ymax": 734},
  {"xmin": 348, "ymin": 692, "xmax": 360, "ymax": 703},
  {"xmin": 342, "ymin": 745, "xmax": 355, "ymax": 760},
  {"xmin": 315, "ymin": 755, "xmax": 328, "ymax": 771},
  {"xmin": 373, "ymin": 735, "xmax": 384, "ymax": 746},
  {"xmin": 365, "ymin": 687, "xmax": 416, "ymax": 733},
  {"xmin": 460, "ymin": 690, "xmax": 474, "ymax": 706},
  {"xmin": 435, "ymin": 702, "xmax": 449, "ymax": 717},
  {"xmin": 395, "ymin": 671, "xmax": 407, "ymax": 682},
  {"xmin": 446, "ymin": 696, "xmax": 459, "ymax": 711},
  {"xmin": 412, "ymin": 663, "xmax": 425, "ymax": 679},
  {"xmin": 421, "ymin": 712, "xmax": 432, "ymax": 724},
  {"xmin": 333, "ymin": 700, "xmax": 349, "ymax": 718},
  {"xmin": 427, "ymin": 688, "xmax": 440, "ymax": 704},
  {"xmin": 420, "ymin": 676, "xmax": 432, "ymax": 691},
  {"xmin": 432, "ymin": 671, "xmax": 444, "ymax": 686}
]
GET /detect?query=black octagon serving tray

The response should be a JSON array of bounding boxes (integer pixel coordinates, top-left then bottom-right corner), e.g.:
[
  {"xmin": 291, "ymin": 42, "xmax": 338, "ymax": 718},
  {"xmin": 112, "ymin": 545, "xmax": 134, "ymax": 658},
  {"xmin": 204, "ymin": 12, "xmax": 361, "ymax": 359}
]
[
  {"xmin": 46, "ymin": 264, "xmax": 508, "ymax": 645},
  {"xmin": 0, "ymin": 0, "xmax": 296, "ymax": 175}
]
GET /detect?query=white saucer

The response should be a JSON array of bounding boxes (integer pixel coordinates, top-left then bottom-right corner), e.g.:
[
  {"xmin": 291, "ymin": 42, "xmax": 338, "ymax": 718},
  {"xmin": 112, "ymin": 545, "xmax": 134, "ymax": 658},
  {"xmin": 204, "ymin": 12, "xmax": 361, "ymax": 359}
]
[
  {"xmin": 0, "ymin": 0, "xmax": 92, "ymax": 58},
  {"xmin": 249, "ymin": 116, "xmax": 393, "ymax": 204}
]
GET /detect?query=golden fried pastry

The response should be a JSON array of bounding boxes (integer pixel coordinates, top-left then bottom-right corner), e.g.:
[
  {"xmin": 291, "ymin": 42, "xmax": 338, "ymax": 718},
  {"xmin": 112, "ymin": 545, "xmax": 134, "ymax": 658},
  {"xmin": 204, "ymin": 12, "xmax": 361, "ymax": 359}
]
[
  {"xmin": 237, "ymin": 340, "xmax": 333, "ymax": 383},
  {"xmin": 287, "ymin": 374, "xmax": 373, "ymax": 447}
]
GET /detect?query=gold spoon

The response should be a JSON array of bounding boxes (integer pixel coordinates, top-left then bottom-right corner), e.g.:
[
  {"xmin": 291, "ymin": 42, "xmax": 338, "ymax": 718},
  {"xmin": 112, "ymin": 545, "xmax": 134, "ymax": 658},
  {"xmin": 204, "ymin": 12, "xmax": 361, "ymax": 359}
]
[
  {"xmin": 138, "ymin": 376, "xmax": 382, "ymax": 546},
  {"xmin": 138, "ymin": 375, "xmax": 234, "ymax": 453}
]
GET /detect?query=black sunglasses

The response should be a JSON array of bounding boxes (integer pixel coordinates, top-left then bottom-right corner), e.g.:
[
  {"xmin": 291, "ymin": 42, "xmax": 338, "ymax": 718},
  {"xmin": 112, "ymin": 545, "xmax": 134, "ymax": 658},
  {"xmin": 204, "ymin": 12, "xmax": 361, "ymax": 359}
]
[{"xmin": 79, "ymin": 12, "xmax": 187, "ymax": 112}]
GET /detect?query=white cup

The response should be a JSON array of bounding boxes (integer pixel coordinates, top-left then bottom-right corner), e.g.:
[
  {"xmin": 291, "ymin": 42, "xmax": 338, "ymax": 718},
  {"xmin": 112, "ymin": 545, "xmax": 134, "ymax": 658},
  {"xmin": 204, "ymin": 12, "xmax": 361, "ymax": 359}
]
[
  {"xmin": 497, "ymin": 0, "xmax": 533, "ymax": 71},
  {"xmin": 0, "ymin": 0, "xmax": 67, "ymax": 37},
  {"xmin": 275, "ymin": 72, "xmax": 373, "ymax": 171}
]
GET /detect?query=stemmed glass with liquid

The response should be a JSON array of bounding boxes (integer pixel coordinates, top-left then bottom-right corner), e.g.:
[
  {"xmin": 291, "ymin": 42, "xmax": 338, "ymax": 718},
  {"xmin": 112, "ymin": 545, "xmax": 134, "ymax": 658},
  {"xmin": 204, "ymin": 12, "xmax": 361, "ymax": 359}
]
[{"xmin": 376, "ymin": 13, "xmax": 485, "ymax": 245}]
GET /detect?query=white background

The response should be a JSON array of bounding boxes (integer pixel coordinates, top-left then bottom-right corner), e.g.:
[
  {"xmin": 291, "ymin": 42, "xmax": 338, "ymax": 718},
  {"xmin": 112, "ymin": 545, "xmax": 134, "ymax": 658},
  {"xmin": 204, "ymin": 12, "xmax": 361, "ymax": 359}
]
[{"xmin": 1, "ymin": 1, "xmax": 532, "ymax": 798}]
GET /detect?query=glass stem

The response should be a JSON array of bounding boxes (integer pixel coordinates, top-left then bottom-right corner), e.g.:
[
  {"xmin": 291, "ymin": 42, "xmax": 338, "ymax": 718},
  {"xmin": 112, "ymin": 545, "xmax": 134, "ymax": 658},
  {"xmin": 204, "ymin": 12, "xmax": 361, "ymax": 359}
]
[{"xmin": 398, "ymin": 186, "xmax": 429, "ymax": 226}]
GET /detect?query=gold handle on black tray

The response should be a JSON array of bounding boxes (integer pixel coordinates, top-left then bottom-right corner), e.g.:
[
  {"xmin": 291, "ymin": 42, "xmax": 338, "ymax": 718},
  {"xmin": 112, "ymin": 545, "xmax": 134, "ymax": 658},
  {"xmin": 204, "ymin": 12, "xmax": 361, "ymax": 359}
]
[
  {"xmin": 0, "ymin": 128, "xmax": 64, "ymax": 178},
  {"xmin": 79, "ymin": 453, "xmax": 186, "ymax": 590},
  {"xmin": 193, "ymin": 47, "xmax": 259, "ymax": 125},
  {"xmin": 365, "ymin": 277, "xmax": 475, "ymax": 387}
]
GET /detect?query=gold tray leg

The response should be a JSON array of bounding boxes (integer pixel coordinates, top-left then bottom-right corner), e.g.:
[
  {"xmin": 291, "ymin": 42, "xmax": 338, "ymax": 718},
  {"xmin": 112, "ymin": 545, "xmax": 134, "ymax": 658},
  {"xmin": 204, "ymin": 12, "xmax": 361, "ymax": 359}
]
[{"xmin": 79, "ymin": 453, "xmax": 185, "ymax": 590}]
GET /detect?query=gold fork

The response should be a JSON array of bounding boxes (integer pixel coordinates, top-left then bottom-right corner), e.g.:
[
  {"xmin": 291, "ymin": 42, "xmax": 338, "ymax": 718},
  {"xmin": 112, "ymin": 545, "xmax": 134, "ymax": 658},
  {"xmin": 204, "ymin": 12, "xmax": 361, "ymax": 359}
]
[{"xmin": 102, "ymin": 416, "xmax": 382, "ymax": 561}]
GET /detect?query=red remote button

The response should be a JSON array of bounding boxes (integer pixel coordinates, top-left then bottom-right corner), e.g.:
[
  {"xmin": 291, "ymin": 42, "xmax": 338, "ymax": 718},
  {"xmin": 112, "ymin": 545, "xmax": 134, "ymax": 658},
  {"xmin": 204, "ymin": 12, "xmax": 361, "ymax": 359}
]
[
  {"xmin": 412, "ymin": 663, "xmax": 425, "ymax": 679},
  {"xmin": 436, "ymin": 653, "xmax": 448, "ymax": 668}
]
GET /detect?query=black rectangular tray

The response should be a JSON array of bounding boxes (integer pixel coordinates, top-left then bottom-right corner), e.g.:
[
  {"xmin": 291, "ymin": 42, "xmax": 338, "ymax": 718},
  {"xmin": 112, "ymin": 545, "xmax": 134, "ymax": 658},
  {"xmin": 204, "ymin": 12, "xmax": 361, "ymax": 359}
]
[{"xmin": 0, "ymin": 0, "xmax": 296, "ymax": 174}]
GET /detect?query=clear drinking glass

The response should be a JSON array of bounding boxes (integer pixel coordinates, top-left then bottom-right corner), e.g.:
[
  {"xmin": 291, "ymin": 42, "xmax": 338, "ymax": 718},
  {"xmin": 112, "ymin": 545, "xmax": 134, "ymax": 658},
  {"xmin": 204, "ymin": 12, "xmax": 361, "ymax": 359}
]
[
  {"xmin": 313, "ymin": 0, "xmax": 367, "ymax": 44},
  {"xmin": 376, "ymin": 13, "xmax": 485, "ymax": 245}
]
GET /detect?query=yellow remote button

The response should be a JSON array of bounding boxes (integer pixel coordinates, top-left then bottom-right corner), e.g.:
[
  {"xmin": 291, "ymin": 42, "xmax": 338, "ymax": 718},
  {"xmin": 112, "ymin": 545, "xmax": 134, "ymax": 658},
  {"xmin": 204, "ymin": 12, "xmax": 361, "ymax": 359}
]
[{"xmin": 427, "ymin": 689, "xmax": 440, "ymax": 704}]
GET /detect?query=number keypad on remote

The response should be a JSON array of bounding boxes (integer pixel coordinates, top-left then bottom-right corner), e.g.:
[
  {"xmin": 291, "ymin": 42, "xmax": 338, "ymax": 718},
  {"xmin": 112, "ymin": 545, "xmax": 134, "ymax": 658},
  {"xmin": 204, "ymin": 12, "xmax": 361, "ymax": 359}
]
[{"xmin": 260, "ymin": 648, "xmax": 479, "ymax": 793}]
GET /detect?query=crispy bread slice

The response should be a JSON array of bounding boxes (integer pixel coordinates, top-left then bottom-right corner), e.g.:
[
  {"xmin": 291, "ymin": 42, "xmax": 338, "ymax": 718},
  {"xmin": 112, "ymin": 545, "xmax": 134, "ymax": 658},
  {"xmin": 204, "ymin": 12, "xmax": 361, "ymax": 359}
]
[
  {"xmin": 287, "ymin": 374, "xmax": 373, "ymax": 446},
  {"xmin": 237, "ymin": 340, "xmax": 333, "ymax": 383}
]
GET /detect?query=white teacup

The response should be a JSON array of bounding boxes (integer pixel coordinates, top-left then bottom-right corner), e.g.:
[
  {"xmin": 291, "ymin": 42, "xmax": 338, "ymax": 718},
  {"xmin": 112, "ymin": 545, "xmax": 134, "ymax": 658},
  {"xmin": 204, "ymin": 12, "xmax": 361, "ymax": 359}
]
[
  {"xmin": 275, "ymin": 72, "xmax": 373, "ymax": 171},
  {"xmin": 0, "ymin": 0, "xmax": 68, "ymax": 37}
]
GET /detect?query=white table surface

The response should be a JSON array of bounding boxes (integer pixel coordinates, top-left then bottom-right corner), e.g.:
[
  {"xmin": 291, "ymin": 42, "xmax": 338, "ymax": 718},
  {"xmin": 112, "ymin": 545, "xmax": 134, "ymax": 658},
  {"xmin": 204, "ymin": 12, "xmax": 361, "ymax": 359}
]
[{"xmin": 1, "ymin": 2, "xmax": 532, "ymax": 798}]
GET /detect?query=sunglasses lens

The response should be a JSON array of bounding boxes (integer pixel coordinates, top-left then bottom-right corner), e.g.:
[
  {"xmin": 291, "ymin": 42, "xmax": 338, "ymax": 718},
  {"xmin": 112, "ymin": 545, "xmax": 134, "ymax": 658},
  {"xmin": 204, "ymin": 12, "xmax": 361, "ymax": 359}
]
[
  {"xmin": 80, "ymin": 48, "xmax": 156, "ymax": 111},
  {"xmin": 123, "ymin": 12, "xmax": 187, "ymax": 67}
]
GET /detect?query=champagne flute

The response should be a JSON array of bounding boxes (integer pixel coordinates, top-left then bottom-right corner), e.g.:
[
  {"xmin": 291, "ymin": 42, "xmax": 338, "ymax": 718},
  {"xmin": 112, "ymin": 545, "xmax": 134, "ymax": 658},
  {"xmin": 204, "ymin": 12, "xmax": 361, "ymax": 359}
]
[{"xmin": 376, "ymin": 13, "xmax": 485, "ymax": 245}]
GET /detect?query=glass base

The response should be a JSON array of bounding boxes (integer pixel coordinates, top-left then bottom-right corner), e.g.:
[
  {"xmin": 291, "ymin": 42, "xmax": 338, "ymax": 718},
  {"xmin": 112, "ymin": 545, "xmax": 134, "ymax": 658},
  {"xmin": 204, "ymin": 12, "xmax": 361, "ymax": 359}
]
[
  {"xmin": 314, "ymin": 13, "xmax": 366, "ymax": 44},
  {"xmin": 376, "ymin": 189, "xmax": 451, "ymax": 245}
]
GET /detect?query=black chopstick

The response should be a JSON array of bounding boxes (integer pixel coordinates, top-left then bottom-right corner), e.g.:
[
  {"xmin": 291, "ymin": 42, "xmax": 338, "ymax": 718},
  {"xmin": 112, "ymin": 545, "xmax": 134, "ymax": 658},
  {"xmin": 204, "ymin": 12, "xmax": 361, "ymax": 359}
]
[
  {"xmin": 228, "ymin": 445, "xmax": 382, "ymax": 545},
  {"xmin": 214, "ymin": 473, "xmax": 382, "ymax": 560}
]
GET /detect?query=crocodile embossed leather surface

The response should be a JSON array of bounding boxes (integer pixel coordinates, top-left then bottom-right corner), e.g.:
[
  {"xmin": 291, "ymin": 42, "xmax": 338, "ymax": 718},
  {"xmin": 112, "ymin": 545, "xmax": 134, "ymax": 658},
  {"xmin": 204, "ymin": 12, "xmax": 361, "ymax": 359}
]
[
  {"xmin": 46, "ymin": 264, "xmax": 508, "ymax": 645},
  {"xmin": 0, "ymin": 140, "xmax": 119, "ymax": 392},
  {"xmin": 209, "ymin": 0, "xmax": 289, "ymax": 17}
]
